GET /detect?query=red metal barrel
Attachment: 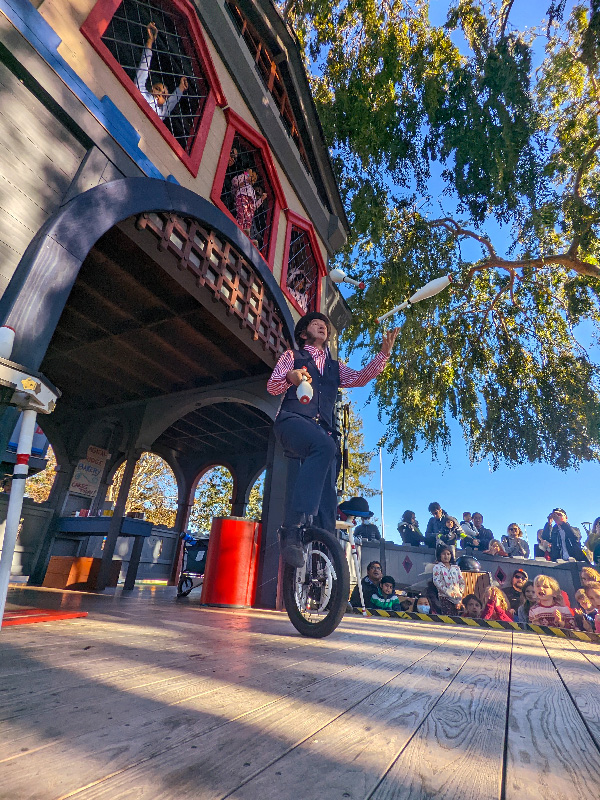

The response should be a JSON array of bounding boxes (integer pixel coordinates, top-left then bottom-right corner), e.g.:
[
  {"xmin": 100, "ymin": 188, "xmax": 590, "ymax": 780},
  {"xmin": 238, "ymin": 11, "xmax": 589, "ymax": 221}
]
[{"xmin": 200, "ymin": 516, "xmax": 262, "ymax": 608}]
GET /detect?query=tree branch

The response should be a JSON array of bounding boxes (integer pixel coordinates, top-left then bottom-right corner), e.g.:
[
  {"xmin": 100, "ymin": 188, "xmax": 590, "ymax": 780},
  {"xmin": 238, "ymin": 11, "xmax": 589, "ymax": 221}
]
[{"xmin": 427, "ymin": 218, "xmax": 600, "ymax": 279}]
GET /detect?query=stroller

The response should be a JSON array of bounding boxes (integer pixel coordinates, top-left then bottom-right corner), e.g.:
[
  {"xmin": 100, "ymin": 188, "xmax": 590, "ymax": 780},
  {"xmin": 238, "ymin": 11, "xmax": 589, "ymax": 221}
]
[{"xmin": 176, "ymin": 532, "xmax": 209, "ymax": 597}]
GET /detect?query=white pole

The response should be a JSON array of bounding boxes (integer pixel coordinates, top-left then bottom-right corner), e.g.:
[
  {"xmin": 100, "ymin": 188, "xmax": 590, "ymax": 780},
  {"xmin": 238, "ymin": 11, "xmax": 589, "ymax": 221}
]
[
  {"xmin": 0, "ymin": 408, "xmax": 37, "ymax": 628},
  {"xmin": 379, "ymin": 447, "xmax": 385, "ymax": 537}
]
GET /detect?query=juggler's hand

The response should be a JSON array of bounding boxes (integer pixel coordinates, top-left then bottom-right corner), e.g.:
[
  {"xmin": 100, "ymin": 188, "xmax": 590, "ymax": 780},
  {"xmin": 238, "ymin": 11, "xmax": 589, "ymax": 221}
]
[{"xmin": 381, "ymin": 327, "xmax": 400, "ymax": 356}]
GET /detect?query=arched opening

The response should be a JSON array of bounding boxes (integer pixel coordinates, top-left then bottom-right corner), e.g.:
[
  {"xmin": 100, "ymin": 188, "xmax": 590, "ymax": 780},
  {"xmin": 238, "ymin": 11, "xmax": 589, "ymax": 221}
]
[
  {"xmin": 1, "ymin": 179, "xmax": 295, "ymax": 596},
  {"xmin": 189, "ymin": 465, "xmax": 234, "ymax": 535},
  {"xmin": 109, "ymin": 452, "xmax": 178, "ymax": 527},
  {"xmin": 24, "ymin": 445, "xmax": 57, "ymax": 504},
  {"xmin": 247, "ymin": 470, "xmax": 265, "ymax": 522}
]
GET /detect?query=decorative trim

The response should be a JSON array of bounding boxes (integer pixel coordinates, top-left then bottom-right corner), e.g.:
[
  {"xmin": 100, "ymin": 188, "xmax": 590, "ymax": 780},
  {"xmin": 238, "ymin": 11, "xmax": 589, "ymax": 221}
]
[
  {"xmin": 81, "ymin": 0, "xmax": 226, "ymax": 177},
  {"xmin": 210, "ymin": 107, "xmax": 285, "ymax": 270},
  {"xmin": 280, "ymin": 208, "xmax": 326, "ymax": 316},
  {"xmin": 349, "ymin": 607, "xmax": 600, "ymax": 644}
]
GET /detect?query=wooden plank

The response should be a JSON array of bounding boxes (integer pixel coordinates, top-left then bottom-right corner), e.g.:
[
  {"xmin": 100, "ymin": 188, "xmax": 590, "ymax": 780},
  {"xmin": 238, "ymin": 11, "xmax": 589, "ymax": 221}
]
[
  {"xmin": 26, "ymin": 628, "xmax": 464, "ymax": 800},
  {"xmin": 227, "ymin": 628, "xmax": 488, "ymax": 800},
  {"xmin": 368, "ymin": 632, "xmax": 512, "ymax": 800},
  {"xmin": 541, "ymin": 636, "xmax": 600, "ymax": 750},
  {"xmin": 0, "ymin": 621, "xmax": 410, "ymax": 798},
  {"xmin": 503, "ymin": 635, "xmax": 600, "ymax": 800}
]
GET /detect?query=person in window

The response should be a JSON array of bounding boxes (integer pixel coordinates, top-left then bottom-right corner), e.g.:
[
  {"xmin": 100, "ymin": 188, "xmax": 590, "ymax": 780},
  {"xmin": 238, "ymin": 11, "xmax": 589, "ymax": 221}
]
[
  {"xmin": 136, "ymin": 23, "xmax": 188, "ymax": 120},
  {"xmin": 231, "ymin": 168, "xmax": 267, "ymax": 245}
]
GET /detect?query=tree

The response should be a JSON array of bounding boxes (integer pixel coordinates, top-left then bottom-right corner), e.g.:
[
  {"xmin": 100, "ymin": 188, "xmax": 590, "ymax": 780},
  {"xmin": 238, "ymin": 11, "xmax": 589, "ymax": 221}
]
[
  {"xmin": 24, "ymin": 447, "xmax": 57, "ymax": 503},
  {"xmin": 282, "ymin": 0, "xmax": 600, "ymax": 469},
  {"xmin": 188, "ymin": 467, "xmax": 266, "ymax": 534},
  {"xmin": 110, "ymin": 452, "xmax": 177, "ymax": 527},
  {"xmin": 338, "ymin": 401, "xmax": 377, "ymax": 497}
]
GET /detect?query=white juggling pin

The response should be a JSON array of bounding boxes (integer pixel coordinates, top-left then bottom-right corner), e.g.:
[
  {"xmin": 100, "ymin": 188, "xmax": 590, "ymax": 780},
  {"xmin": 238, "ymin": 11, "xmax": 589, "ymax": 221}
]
[
  {"xmin": 329, "ymin": 268, "xmax": 366, "ymax": 290},
  {"xmin": 296, "ymin": 377, "xmax": 313, "ymax": 404},
  {"xmin": 376, "ymin": 275, "xmax": 452, "ymax": 324}
]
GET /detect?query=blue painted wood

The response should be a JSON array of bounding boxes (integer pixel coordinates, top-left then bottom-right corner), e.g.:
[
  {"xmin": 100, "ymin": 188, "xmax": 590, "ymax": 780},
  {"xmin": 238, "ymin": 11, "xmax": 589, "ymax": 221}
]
[
  {"xmin": 57, "ymin": 516, "xmax": 153, "ymax": 537},
  {"xmin": 0, "ymin": 0, "xmax": 164, "ymax": 179},
  {"xmin": 0, "ymin": 178, "xmax": 297, "ymax": 370}
]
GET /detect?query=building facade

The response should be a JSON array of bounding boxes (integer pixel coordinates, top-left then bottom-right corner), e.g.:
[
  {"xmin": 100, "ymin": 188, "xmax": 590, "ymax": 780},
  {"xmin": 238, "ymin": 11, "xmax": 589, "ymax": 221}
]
[{"xmin": 0, "ymin": 0, "xmax": 350, "ymax": 604}]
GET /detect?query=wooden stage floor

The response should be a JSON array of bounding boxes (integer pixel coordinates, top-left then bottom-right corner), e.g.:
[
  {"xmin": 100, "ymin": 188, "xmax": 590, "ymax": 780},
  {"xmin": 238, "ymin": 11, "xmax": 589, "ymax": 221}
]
[{"xmin": 2, "ymin": 585, "xmax": 600, "ymax": 800}]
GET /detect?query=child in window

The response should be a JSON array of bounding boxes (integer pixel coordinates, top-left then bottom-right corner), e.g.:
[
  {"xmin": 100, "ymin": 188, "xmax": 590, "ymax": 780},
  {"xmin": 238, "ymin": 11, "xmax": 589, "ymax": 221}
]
[
  {"xmin": 370, "ymin": 575, "xmax": 402, "ymax": 610},
  {"xmin": 231, "ymin": 168, "xmax": 267, "ymax": 245},
  {"xmin": 461, "ymin": 594, "xmax": 483, "ymax": 618},
  {"xmin": 516, "ymin": 581, "xmax": 536, "ymax": 624},
  {"xmin": 482, "ymin": 587, "xmax": 514, "ymax": 621},
  {"xmin": 136, "ymin": 22, "xmax": 188, "ymax": 120},
  {"xmin": 529, "ymin": 575, "xmax": 575, "ymax": 629}
]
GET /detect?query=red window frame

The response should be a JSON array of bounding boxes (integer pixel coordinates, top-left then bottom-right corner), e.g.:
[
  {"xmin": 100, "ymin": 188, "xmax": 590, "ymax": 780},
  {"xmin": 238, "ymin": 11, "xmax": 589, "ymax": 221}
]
[
  {"xmin": 280, "ymin": 209, "xmax": 327, "ymax": 316},
  {"xmin": 81, "ymin": 0, "xmax": 227, "ymax": 177},
  {"xmin": 210, "ymin": 108, "xmax": 286, "ymax": 270}
]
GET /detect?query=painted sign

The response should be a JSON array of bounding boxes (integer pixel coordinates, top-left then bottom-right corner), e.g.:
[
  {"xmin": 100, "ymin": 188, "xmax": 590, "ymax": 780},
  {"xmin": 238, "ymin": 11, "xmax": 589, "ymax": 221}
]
[{"xmin": 68, "ymin": 446, "xmax": 111, "ymax": 499}]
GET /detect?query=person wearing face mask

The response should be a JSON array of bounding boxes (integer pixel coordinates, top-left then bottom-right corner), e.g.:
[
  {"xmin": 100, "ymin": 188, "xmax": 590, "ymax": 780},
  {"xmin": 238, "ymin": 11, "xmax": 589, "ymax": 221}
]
[{"xmin": 414, "ymin": 596, "xmax": 431, "ymax": 615}]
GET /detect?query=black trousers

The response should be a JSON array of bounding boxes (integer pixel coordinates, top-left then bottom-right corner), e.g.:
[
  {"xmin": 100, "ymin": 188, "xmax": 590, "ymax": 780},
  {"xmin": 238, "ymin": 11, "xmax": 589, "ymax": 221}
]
[{"xmin": 274, "ymin": 415, "xmax": 339, "ymax": 534}]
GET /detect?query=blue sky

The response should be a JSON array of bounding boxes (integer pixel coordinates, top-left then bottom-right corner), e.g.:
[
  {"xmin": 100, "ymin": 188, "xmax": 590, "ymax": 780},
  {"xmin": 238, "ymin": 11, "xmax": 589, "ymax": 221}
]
[{"xmin": 337, "ymin": 1, "xmax": 599, "ymax": 549}]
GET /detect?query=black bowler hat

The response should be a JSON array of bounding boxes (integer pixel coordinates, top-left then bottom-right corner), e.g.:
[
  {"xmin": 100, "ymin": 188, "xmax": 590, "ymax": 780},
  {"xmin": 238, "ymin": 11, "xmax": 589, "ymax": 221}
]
[{"xmin": 338, "ymin": 497, "xmax": 373, "ymax": 518}]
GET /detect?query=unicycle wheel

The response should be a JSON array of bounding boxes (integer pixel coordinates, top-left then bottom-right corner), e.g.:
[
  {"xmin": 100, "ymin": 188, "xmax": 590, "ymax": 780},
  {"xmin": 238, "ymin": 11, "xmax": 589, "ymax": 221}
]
[{"xmin": 282, "ymin": 526, "xmax": 350, "ymax": 638}]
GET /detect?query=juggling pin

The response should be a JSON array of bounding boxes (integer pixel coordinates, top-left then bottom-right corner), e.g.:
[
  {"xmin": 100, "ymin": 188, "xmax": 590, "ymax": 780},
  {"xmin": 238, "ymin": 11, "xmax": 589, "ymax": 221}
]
[
  {"xmin": 376, "ymin": 274, "xmax": 452, "ymax": 324},
  {"xmin": 329, "ymin": 268, "xmax": 366, "ymax": 290},
  {"xmin": 296, "ymin": 377, "xmax": 313, "ymax": 404}
]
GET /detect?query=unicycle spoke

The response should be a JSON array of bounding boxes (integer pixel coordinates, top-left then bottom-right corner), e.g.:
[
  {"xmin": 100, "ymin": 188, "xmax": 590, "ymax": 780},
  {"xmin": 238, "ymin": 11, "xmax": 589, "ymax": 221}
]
[{"xmin": 283, "ymin": 526, "xmax": 350, "ymax": 638}]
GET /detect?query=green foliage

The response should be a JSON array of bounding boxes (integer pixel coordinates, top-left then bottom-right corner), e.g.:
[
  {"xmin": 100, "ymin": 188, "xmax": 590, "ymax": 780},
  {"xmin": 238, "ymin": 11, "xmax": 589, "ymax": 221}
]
[
  {"xmin": 188, "ymin": 467, "xmax": 265, "ymax": 534},
  {"xmin": 338, "ymin": 402, "xmax": 377, "ymax": 497},
  {"xmin": 111, "ymin": 453, "xmax": 177, "ymax": 527},
  {"xmin": 282, "ymin": 0, "xmax": 600, "ymax": 468},
  {"xmin": 25, "ymin": 447, "xmax": 56, "ymax": 503}
]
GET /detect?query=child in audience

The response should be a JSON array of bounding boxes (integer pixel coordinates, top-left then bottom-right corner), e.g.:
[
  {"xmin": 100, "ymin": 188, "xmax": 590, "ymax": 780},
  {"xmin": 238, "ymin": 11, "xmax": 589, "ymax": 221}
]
[
  {"xmin": 462, "ymin": 594, "xmax": 483, "ymax": 618},
  {"xmin": 584, "ymin": 582, "xmax": 600, "ymax": 633},
  {"xmin": 574, "ymin": 588, "xmax": 597, "ymax": 632},
  {"xmin": 580, "ymin": 566, "xmax": 600, "ymax": 588},
  {"xmin": 482, "ymin": 539, "xmax": 509, "ymax": 557},
  {"xmin": 136, "ymin": 23, "xmax": 188, "ymax": 120},
  {"xmin": 370, "ymin": 575, "xmax": 402, "ymax": 610},
  {"xmin": 414, "ymin": 596, "xmax": 432, "ymax": 614},
  {"xmin": 432, "ymin": 544, "xmax": 465, "ymax": 615},
  {"xmin": 516, "ymin": 581, "xmax": 536, "ymax": 624},
  {"xmin": 529, "ymin": 575, "xmax": 576, "ymax": 629},
  {"xmin": 482, "ymin": 587, "xmax": 514, "ymax": 621}
]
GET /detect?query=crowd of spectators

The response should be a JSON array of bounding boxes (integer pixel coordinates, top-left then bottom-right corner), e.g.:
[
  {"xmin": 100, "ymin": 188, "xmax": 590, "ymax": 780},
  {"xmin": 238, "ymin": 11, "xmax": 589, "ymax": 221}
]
[
  {"xmin": 397, "ymin": 503, "xmax": 597, "ymax": 564},
  {"xmin": 350, "ymin": 552, "xmax": 600, "ymax": 634}
]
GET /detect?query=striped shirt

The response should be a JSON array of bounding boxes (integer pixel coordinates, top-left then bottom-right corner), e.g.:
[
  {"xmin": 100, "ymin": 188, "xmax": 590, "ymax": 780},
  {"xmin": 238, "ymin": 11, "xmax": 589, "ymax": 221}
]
[{"xmin": 267, "ymin": 344, "xmax": 388, "ymax": 396}]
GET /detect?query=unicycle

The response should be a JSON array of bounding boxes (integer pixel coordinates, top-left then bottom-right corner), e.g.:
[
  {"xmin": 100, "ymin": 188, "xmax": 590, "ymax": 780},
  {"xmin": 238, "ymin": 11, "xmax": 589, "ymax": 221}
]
[{"xmin": 282, "ymin": 525, "xmax": 350, "ymax": 638}]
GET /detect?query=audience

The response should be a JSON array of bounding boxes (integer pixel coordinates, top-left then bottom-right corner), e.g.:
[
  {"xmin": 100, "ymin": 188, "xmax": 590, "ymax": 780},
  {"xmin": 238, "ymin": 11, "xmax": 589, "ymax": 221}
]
[
  {"xmin": 574, "ymin": 588, "xmax": 597, "ymax": 632},
  {"xmin": 462, "ymin": 594, "xmax": 483, "ymax": 618},
  {"xmin": 534, "ymin": 529, "xmax": 552, "ymax": 559},
  {"xmin": 482, "ymin": 539, "xmax": 509, "ymax": 557},
  {"xmin": 437, "ymin": 516, "xmax": 462, "ymax": 552},
  {"xmin": 516, "ymin": 581, "xmax": 536, "ymax": 623},
  {"xmin": 503, "ymin": 568, "xmax": 528, "ymax": 614},
  {"xmin": 584, "ymin": 582, "xmax": 600, "ymax": 633},
  {"xmin": 424, "ymin": 502, "xmax": 448, "ymax": 548},
  {"xmin": 349, "ymin": 560, "xmax": 383, "ymax": 608},
  {"xmin": 528, "ymin": 575, "xmax": 576, "ymax": 629},
  {"xmin": 370, "ymin": 575, "xmax": 402, "ymax": 610},
  {"xmin": 460, "ymin": 512, "xmax": 478, "ymax": 540},
  {"xmin": 432, "ymin": 544, "xmax": 465, "ymax": 616},
  {"xmin": 397, "ymin": 510, "xmax": 425, "ymax": 546},
  {"xmin": 482, "ymin": 587, "xmax": 514, "ymax": 621},
  {"xmin": 414, "ymin": 596, "xmax": 432, "ymax": 614},
  {"xmin": 501, "ymin": 524, "xmax": 530, "ymax": 558},
  {"xmin": 471, "ymin": 512, "xmax": 494, "ymax": 552},
  {"xmin": 542, "ymin": 508, "xmax": 588, "ymax": 562}
]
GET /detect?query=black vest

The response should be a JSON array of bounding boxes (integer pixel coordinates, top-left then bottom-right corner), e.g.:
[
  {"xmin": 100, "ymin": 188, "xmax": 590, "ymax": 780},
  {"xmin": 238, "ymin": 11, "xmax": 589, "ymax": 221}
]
[{"xmin": 279, "ymin": 349, "xmax": 340, "ymax": 430}]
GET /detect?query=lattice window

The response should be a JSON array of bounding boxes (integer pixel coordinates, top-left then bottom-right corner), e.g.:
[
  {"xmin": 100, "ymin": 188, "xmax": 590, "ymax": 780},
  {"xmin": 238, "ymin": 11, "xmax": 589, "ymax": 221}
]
[
  {"xmin": 226, "ymin": 1, "xmax": 312, "ymax": 175},
  {"xmin": 285, "ymin": 227, "xmax": 319, "ymax": 313},
  {"xmin": 103, "ymin": 0, "xmax": 207, "ymax": 153},
  {"xmin": 82, "ymin": 0, "xmax": 225, "ymax": 174},
  {"xmin": 281, "ymin": 211, "xmax": 326, "ymax": 316},
  {"xmin": 220, "ymin": 134, "xmax": 275, "ymax": 259},
  {"xmin": 136, "ymin": 212, "xmax": 290, "ymax": 360}
]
